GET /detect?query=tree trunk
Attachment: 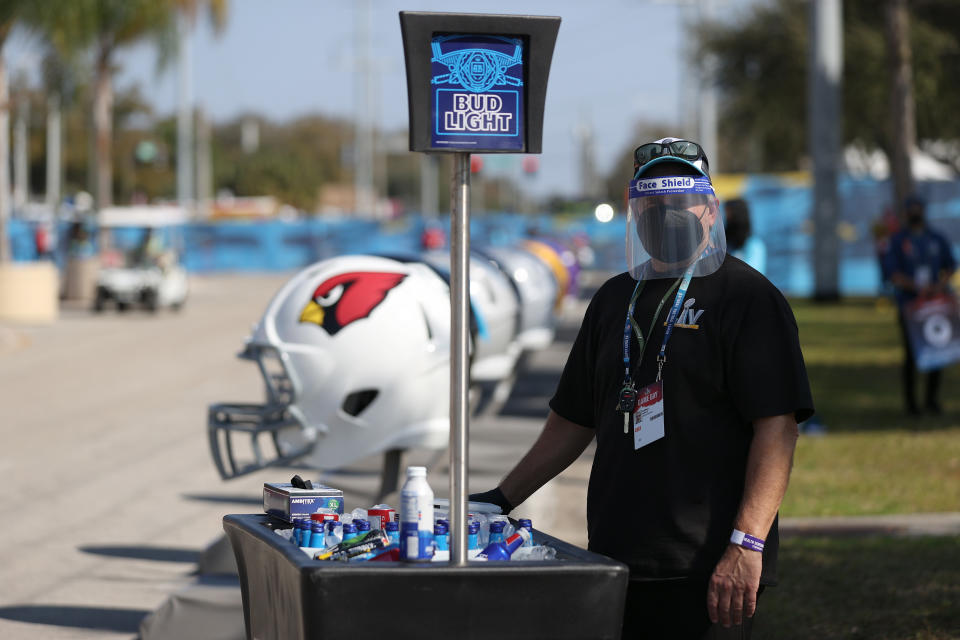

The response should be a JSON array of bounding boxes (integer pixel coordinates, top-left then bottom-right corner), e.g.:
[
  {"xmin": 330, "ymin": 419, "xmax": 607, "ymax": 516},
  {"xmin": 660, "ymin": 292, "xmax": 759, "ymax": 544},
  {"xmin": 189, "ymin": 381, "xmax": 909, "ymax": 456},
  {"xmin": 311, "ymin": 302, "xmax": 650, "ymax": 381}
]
[
  {"xmin": 0, "ymin": 51, "xmax": 11, "ymax": 263},
  {"xmin": 886, "ymin": 0, "xmax": 916, "ymax": 213},
  {"xmin": 93, "ymin": 45, "xmax": 113, "ymax": 211}
]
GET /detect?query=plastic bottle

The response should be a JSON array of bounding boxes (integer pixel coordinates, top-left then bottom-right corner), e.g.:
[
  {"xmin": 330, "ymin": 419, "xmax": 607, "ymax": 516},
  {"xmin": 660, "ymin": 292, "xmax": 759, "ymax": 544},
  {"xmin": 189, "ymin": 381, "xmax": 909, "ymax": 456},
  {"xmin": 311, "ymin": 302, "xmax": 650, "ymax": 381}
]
[
  {"xmin": 467, "ymin": 521, "xmax": 481, "ymax": 559},
  {"xmin": 489, "ymin": 520, "xmax": 506, "ymax": 545},
  {"xmin": 434, "ymin": 521, "xmax": 449, "ymax": 551},
  {"xmin": 476, "ymin": 527, "xmax": 531, "ymax": 561},
  {"xmin": 341, "ymin": 522, "xmax": 358, "ymax": 543},
  {"xmin": 385, "ymin": 521, "xmax": 400, "ymax": 545},
  {"xmin": 293, "ymin": 518, "xmax": 307, "ymax": 546},
  {"xmin": 432, "ymin": 521, "xmax": 450, "ymax": 561},
  {"xmin": 325, "ymin": 520, "xmax": 342, "ymax": 548},
  {"xmin": 355, "ymin": 519, "xmax": 372, "ymax": 535},
  {"xmin": 518, "ymin": 518, "xmax": 534, "ymax": 547},
  {"xmin": 307, "ymin": 519, "xmax": 324, "ymax": 547},
  {"xmin": 399, "ymin": 466, "xmax": 434, "ymax": 562}
]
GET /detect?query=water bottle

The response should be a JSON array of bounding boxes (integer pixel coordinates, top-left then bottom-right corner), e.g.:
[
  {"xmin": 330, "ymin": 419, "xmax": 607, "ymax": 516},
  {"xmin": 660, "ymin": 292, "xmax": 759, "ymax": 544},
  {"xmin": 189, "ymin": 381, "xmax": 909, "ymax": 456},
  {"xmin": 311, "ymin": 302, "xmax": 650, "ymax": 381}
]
[
  {"xmin": 293, "ymin": 518, "xmax": 308, "ymax": 546},
  {"xmin": 341, "ymin": 522, "xmax": 358, "ymax": 543},
  {"xmin": 355, "ymin": 519, "xmax": 372, "ymax": 535},
  {"xmin": 399, "ymin": 466, "xmax": 434, "ymax": 562},
  {"xmin": 518, "ymin": 518, "xmax": 534, "ymax": 547},
  {"xmin": 385, "ymin": 520, "xmax": 400, "ymax": 545},
  {"xmin": 432, "ymin": 521, "xmax": 450, "ymax": 561},
  {"xmin": 476, "ymin": 527, "xmax": 531, "ymax": 561},
  {"xmin": 325, "ymin": 520, "xmax": 342, "ymax": 548},
  {"xmin": 489, "ymin": 520, "xmax": 506, "ymax": 545},
  {"xmin": 307, "ymin": 519, "xmax": 324, "ymax": 547},
  {"xmin": 467, "ymin": 521, "xmax": 481, "ymax": 559},
  {"xmin": 434, "ymin": 521, "xmax": 449, "ymax": 551}
]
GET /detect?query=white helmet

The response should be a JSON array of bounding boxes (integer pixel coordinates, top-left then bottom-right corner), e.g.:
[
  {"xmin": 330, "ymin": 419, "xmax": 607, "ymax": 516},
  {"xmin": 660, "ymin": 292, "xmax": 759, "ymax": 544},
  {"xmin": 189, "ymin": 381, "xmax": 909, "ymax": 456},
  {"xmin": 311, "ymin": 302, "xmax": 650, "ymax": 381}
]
[
  {"xmin": 208, "ymin": 255, "xmax": 452, "ymax": 479},
  {"xmin": 422, "ymin": 250, "xmax": 522, "ymax": 382},
  {"xmin": 477, "ymin": 245, "xmax": 558, "ymax": 351}
]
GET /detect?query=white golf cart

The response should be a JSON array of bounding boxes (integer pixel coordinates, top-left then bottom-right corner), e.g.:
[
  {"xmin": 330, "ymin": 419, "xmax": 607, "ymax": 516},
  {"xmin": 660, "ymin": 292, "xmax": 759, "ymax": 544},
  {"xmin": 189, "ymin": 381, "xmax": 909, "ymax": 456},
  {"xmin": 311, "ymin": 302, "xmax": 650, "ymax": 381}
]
[{"xmin": 93, "ymin": 206, "xmax": 189, "ymax": 313}]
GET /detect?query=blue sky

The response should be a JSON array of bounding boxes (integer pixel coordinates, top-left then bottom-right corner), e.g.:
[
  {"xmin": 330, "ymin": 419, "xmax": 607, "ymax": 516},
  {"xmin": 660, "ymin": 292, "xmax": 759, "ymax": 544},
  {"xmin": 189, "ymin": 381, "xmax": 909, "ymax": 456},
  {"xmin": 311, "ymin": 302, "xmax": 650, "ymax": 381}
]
[{"xmin": 6, "ymin": 0, "xmax": 762, "ymax": 200}]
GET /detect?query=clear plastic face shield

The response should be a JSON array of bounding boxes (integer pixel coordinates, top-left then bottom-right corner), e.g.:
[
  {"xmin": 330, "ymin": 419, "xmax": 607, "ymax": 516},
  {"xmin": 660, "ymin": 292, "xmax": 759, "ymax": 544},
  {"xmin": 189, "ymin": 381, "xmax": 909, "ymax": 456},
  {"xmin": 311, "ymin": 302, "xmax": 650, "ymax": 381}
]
[{"xmin": 626, "ymin": 175, "xmax": 726, "ymax": 280}]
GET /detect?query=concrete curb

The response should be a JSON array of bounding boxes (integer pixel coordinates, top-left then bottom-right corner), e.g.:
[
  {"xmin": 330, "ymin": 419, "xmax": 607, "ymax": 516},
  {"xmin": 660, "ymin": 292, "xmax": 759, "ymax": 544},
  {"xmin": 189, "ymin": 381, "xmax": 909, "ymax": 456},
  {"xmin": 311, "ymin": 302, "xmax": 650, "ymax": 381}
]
[{"xmin": 780, "ymin": 512, "xmax": 960, "ymax": 537}]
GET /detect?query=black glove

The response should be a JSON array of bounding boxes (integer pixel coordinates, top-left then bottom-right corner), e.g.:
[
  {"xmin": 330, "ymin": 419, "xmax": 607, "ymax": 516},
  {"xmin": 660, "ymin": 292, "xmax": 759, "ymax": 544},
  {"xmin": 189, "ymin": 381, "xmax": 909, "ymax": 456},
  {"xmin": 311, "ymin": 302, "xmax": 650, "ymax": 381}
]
[{"xmin": 468, "ymin": 487, "xmax": 514, "ymax": 515}]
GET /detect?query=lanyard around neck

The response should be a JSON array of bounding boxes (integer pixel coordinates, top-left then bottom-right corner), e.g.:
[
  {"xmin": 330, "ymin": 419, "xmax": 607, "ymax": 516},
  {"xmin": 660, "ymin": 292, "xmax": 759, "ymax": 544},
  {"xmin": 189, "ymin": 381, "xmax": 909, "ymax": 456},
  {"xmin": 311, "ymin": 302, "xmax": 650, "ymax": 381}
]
[{"xmin": 622, "ymin": 266, "xmax": 695, "ymax": 384}]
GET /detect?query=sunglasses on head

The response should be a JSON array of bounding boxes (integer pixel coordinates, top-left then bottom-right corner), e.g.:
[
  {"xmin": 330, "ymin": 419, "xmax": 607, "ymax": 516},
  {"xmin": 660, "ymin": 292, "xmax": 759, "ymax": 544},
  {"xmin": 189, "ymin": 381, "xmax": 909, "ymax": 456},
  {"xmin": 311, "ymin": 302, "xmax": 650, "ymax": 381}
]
[{"xmin": 633, "ymin": 140, "xmax": 710, "ymax": 175}]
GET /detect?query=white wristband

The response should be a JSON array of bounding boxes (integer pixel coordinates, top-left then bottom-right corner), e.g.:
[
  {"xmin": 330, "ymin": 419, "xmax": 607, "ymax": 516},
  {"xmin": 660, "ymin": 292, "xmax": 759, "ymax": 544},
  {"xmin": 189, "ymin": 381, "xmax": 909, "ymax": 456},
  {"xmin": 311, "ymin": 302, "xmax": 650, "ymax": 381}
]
[{"xmin": 730, "ymin": 528, "xmax": 765, "ymax": 552}]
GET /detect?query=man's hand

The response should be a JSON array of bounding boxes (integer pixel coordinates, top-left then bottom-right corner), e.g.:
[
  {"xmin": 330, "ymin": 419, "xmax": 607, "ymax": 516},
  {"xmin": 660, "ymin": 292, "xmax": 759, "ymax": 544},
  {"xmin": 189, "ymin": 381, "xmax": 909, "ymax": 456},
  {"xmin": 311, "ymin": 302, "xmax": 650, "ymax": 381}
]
[
  {"xmin": 706, "ymin": 545, "xmax": 762, "ymax": 627},
  {"xmin": 468, "ymin": 487, "xmax": 514, "ymax": 515}
]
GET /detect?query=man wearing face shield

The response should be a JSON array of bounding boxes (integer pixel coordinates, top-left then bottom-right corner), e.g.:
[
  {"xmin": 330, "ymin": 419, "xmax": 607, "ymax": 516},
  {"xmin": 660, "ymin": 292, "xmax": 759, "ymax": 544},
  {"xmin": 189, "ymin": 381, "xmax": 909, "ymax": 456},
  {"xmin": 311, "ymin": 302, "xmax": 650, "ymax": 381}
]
[{"xmin": 472, "ymin": 138, "xmax": 813, "ymax": 638}]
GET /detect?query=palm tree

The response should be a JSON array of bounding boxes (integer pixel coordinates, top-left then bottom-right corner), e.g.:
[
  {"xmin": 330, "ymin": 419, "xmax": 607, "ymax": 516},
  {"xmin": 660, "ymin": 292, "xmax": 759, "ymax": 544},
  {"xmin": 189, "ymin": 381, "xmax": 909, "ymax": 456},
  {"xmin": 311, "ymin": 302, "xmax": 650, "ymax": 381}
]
[
  {"xmin": 0, "ymin": 1, "xmax": 44, "ymax": 263},
  {"xmin": 49, "ymin": 1, "xmax": 176, "ymax": 211},
  {"xmin": 49, "ymin": 0, "xmax": 227, "ymax": 212}
]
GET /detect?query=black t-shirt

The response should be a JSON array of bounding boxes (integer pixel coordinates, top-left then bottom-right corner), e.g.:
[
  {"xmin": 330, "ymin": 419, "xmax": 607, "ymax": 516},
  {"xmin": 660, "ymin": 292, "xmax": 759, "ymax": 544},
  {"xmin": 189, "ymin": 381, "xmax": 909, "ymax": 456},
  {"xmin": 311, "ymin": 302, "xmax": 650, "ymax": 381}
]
[{"xmin": 549, "ymin": 256, "xmax": 814, "ymax": 584}]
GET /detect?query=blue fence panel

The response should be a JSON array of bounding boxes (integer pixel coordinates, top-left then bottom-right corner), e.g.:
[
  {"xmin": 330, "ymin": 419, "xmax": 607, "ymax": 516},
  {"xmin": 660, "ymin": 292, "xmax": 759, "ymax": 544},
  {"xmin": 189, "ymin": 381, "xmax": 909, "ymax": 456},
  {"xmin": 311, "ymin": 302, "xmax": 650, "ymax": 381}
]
[{"xmin": 6, "ymin": 176, "xmax": 960, "ymax": 297}]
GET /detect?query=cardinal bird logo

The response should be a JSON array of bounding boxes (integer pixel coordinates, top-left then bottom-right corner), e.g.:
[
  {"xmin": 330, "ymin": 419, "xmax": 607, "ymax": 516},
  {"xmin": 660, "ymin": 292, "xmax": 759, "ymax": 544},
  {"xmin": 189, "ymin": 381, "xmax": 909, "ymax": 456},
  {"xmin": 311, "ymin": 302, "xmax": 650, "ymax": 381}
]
[{"xmin": 299, "ymin": 271, "xmax": 406, "ymax": 335}]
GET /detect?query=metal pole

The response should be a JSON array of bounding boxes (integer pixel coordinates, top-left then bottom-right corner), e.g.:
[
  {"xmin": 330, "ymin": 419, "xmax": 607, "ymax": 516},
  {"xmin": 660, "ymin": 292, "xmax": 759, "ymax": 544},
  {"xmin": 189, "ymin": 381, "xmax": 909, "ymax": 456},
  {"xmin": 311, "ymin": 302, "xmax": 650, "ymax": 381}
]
[
  {"xmin": 13, "ymin": 95, "xmax": 27, "ymax": 209},
  {"xmin": 177, "ymin": 14, "xmax": 195, "ymax": 218},
  {"xmin": 808, "ymin": 0, "xmax": 843, "ymax": 301},
  {"xmin": 449, "ymin": 152, "xmax": 471, "ymax": 566},
  {"xmin": 46, "ymin": 93, "xmax": 61, "ymax": 212},
  {"xmin": 354, "ymin": 0, "xmax": 376, "ymax": 218},
  {"xmin": 698, "ymin": 0, "xmax": 718, "ymax": 172},
  {"xmin": 420, "ymin": 154, "xmax": 439, "ymax": 219}
]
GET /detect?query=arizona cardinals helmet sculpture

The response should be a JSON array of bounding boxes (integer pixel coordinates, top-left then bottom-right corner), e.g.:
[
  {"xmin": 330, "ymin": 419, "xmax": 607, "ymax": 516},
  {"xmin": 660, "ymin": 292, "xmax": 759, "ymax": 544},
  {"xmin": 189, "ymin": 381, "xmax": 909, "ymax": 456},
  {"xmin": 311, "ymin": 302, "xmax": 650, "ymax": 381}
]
[
  {"xmin": 478, "ymin": 245, "xmax": 558, "ymax": 351},
  {"xmin": 208, "ymin": 255, "xmax": 452, "ymax": 479},
  {"xmin": 422, "ymin": 250, "xmax": 522, "ymax": 382}
]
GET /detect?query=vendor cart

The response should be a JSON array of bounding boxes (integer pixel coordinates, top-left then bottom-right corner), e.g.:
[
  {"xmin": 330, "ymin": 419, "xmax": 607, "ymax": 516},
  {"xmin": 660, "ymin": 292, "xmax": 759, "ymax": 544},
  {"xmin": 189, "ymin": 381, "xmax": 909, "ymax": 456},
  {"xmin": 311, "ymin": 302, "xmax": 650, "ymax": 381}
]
[{"xmin": 224, "ymin": 514, "xmax": 628, "ymax": 640}]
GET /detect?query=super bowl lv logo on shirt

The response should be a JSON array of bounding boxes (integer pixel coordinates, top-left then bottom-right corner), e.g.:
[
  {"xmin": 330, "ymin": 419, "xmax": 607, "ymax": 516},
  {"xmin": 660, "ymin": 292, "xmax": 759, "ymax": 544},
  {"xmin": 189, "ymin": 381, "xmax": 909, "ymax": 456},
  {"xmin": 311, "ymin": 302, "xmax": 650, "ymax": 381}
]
[
  {"xmin": 669, "ymin": 298, "xmax": 704, "ymax": 330},
  {"xmin": 430, "ymin": 34, "xmax": 525, "ymax": 151}
]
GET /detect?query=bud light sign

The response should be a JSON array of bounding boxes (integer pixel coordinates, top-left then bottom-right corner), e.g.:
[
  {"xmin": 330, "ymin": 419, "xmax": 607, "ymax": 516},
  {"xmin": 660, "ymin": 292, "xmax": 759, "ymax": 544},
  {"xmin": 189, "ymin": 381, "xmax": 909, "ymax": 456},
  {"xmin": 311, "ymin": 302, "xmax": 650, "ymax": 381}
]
[{"xmin": 431, "ymin": 34, "xmax": 525, "ymax": 151}]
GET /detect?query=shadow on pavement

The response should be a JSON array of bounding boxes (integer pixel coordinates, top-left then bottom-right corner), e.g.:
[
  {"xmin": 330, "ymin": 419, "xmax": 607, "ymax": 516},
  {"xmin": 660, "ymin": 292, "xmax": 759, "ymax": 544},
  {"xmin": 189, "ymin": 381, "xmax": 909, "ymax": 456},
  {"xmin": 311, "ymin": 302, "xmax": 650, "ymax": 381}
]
[
  {"xmin": 0, "ymin": 605, "xmax": 149, "ymax": 633},
  {"xmin": 497, "ymin": 366, "xmax": 562, "ymax": 419},
  {"xmin": 78, "ymin": 545, "xmax": 200, "ymax": 563}
]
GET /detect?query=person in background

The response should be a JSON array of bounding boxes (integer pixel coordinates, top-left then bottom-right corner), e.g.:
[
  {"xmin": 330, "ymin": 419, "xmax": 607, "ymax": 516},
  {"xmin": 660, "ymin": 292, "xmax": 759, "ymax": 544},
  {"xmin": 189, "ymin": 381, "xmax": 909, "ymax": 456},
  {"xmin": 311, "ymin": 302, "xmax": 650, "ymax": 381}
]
[
  {"xmin": 872, "ymin": 205, "xmax": 901, "ymax": 293},
  {"xmin": 132, "ymin": 227, "xmax": 166, "ymax": 267},
  {"xmin": 34, "ymin": 221, "xmax": 56, "ymax": 261},
  {"xmin": 884, "ymin": 194, "xmax": 957, "ymax": 416},
  {"xmin": 66, "ymin": 220, "xmax": 94, "ymax": 258},
  {"xmin": 473, "ymin": 137, "xmax": 813, "ymax": 639},
  {"xmin": 724, "ymin": 198, "xmax": 767, "ymax": 274}
]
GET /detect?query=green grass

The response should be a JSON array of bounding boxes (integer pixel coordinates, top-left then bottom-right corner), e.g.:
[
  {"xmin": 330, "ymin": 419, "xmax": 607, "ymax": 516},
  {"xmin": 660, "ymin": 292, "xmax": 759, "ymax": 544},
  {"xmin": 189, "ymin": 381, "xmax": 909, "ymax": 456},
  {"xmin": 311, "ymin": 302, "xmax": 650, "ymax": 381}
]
[
  {"xmin": 792, "ymin": 297, "xmax": 960, "ymax": 431},
  {"xmin": 755, "ymin": 536, "xmax": 960, "ymax": 639},
  {"xmin": 778, "ymin": 298, "xmax": 960, "ymax": 517},
  {"xmin": 782, "ymin": 428, "xmax": 960, "ymax": 516}
]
